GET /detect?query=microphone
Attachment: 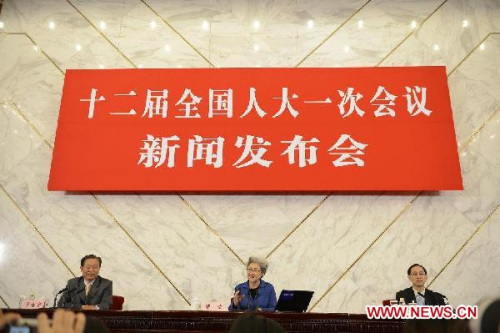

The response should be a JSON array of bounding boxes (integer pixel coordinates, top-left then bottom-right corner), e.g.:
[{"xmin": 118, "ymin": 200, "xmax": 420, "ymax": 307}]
[
  {"xmin": 247, "ymin": 290, "xmax": 251, "ymax": 311},
  {"xmin": 52, "ymin": 287, "xmax": 67, "ymax": 308},
  {"xmin": 60, "ymin": 286, "xmax": 85, "ymax": 309},
  {"xmin": 254, "ymin": 290, "xmax": 260, "ymax": 311}
]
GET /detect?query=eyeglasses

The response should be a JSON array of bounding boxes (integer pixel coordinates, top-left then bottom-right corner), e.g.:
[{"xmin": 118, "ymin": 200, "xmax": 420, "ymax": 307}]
[
  {"xmin": 410, "ymin": 272, "xmax": 426, "ymax": 277},
  {"xmin": 247, "ymin": 268, "xmax": 261, "ymax": 273},
  {"xmin": 83, "ymin": 265, "xmax": 99, "ymax": 270}
]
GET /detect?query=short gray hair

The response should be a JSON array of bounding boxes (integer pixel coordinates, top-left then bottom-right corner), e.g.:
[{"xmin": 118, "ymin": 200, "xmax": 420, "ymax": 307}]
[{"xmin": 247, "ymin": 256, "xmax": 269, "ymax": 275}]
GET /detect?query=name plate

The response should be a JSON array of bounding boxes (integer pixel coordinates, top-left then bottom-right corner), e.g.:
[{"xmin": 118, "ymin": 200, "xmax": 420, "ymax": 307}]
[
  {"xmin": 202, "ymin": 302, "xmax": 225, "ymax": 311},
  {"xmin": 20, "ymin": 299, "xmax": 46, "ymax": 309}
]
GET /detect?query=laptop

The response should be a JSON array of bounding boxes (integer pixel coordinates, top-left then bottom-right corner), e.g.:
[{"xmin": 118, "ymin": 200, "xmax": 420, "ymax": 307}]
[{"xmin": 275, "ymin": 290, "xmax": 314, "ymax": 312}]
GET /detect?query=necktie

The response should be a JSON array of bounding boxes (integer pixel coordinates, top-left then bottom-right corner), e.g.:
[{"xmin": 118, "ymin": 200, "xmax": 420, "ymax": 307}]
[
  {"xmin": 85, "ymin": 284, "xmax": 91, "ymax": 296},
  {"xmin": 416, "ymin": 292, "xmax": 425, "ymax": 306}
]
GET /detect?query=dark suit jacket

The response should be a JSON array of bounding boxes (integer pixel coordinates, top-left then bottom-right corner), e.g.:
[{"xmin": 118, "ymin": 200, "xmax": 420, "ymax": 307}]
[
  {"xmin": 57, "ymin": 276, "xmax": 113, "ymax": 310},
  {"xmin": 395, "ymin": 287, "xmax": 447, "ymax": 305}
]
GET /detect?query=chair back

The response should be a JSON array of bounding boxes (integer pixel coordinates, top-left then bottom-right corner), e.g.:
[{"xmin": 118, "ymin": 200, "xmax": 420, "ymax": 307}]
[
  {"xmin": 111, "ymin": 295, "xmax": 124, "ymax": 310},
  {"xmin": 382, "ymin": 299, "xmax": 393, "ymax": 306}
]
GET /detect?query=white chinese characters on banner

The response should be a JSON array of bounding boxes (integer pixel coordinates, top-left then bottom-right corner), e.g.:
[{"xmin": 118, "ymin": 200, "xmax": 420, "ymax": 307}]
[
  {"xmin": 80, "ymin": 88, "xmax": 105, "ymax": 119},
  {"xmin": 337, "ymin": 87, "xmax": 365, "ymax": 118},
  {"xmin": 272, "ymin": 87, "xmax": 300, "ymax": 118},
  {"xmin": 138, "ymin": 135, "xmax": 180, "ymax": 168},
  {"xmin": 143, "ymin": 89, "xmax": 168, "ymax": 118},
  {"xmin": 240, "ymin": 87, "xmax": 267, "ymax": 118},
  {"xmin": 233, "ymin": 135, "xmax": 272, "ymax": 168},
  {"xmin": 209, "ymin": 89, "xmax": 233, "ymax": 118},
  {"xmin": 108, "ymin": 90, "xmax": 137, "ymax": 116},
  {"xmin": 80, "ymin": 85, "xmax": 432, "ymax": 119},
  {"xmin": 370, "ymin": 86, "xmax": 397, "ymax": 117},
  {"xmin": 79, "ymin": 85, "xmax": 431, "ymax": 171},
  {"xmin": 175, "ymin": 89, "xmax": 202, "ymax": 118},
  {"xmin": 138, "ymin": 134, "xmax": 368, "ymax": 169},
  {"xmin": 280, "ymin": 135, "xmax": 319, "ymax": 168},
  {"xmin": 405, "ymin": 86, "xmax": 432, "ymax": 116},
  {"xmin": 187, "ymin": 135, "xmax": 225, "ymax": 168},
  {"xmin": 328, "ymin": 134, "xmax": 368, "ymax": 167}
]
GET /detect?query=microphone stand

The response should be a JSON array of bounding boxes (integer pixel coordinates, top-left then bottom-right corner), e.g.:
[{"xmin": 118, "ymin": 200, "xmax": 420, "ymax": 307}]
[
  {"xmin": 247, "ymin": 290, "xmax": 250, "ymax": 311},
  {"xmin": 52, "ymin": 288, "xmax": 67, "ymax": 308}
]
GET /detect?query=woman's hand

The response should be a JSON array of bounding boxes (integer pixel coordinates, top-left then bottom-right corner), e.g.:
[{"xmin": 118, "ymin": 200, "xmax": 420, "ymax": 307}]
[{"xmin": 233, "ymin": 290, "xmax": 244, "ymax": 307}]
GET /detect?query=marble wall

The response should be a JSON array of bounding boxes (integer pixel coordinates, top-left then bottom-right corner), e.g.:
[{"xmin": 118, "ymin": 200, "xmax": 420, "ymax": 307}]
[{"xmin": 0, "ymin": 0, "xmax": 499, "ymax": 312}]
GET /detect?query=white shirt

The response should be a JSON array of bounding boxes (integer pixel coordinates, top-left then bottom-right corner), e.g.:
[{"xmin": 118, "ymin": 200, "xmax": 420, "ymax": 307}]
[
  {"xmin": 84, "ymin": 279, "xmax": 95, "ymax": 290},
  {"xmin": 413, "ymin": 287, "xmax": 426, "ymax": 305}
]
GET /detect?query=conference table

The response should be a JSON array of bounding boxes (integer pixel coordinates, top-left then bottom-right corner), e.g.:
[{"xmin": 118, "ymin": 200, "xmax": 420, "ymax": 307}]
[{"xmin": 3, "ymin": 309, "xmax": 404, "ymax": 332}]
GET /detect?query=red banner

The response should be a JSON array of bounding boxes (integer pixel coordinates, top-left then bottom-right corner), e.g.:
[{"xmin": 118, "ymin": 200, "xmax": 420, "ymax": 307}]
[{"xmin": 48, "ymin": 67, "xmax": 462, "ymax": 191}]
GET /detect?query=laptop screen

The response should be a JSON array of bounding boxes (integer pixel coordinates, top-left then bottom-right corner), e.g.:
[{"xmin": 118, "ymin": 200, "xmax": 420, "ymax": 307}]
[{"xmin": 275, "ymin": 290, "xmax": 314, "ymax": 312}]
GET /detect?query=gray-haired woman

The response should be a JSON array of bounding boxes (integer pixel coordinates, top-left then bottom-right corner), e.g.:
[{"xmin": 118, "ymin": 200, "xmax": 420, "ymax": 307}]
[{"xmin": 228, "ymin": 257, "xmax": 277, "ymax": 312}]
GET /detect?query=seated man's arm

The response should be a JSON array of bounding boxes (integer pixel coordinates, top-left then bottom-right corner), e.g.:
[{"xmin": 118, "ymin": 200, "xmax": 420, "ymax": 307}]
[
  {"xmin": 436, "ymin": 292, "xmax": 448, "ymax": 305},
  {"xmin": 97, "ymin": 280, "xmax": 113, "ymax": 310}
]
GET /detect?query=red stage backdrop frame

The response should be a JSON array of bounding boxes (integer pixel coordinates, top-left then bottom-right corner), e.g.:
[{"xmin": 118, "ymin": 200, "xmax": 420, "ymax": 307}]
[{"xmin": 48, "ymin": 67, "xmax": 463, "ymax": 191}]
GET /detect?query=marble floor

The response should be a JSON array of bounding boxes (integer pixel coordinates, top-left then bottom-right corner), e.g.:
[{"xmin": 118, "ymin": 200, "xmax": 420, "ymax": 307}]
[{"xmin": 0, "ymin": 0, "xmax": 499, "ymax": 312}]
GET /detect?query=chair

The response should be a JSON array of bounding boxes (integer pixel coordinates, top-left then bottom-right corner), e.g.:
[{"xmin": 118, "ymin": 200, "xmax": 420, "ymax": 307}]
[{"xmin": 110, "ymin": 295, "xmax": 124, "ymax": 310}]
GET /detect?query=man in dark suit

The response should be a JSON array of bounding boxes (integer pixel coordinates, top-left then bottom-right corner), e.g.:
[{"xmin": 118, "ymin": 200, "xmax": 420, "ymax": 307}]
[
  {"xmin": 395, "ymin": 263, "xmax": 448, "ymax": 305},
  {"xmin": 58, "ymin": 254, "xmax": 112, "ymax": 310}
]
